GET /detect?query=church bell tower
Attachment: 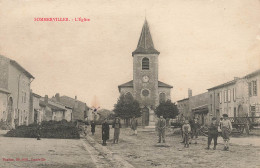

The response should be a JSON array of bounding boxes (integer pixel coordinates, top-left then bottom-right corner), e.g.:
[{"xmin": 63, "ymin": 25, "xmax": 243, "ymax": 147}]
[{"xmin": 132, "ymin": 19, "xmax": 160, "ymax": 126}]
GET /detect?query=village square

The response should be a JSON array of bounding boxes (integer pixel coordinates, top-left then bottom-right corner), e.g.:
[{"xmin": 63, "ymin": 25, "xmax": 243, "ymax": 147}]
[{"xmin": 0, "ymin": 1, "xmax": 260, "ymax": 168}]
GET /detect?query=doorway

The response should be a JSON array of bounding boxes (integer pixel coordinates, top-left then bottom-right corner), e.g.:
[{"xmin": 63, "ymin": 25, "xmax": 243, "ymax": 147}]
[
  {"xmin": 142, "ymin": 107, "xmax": 149, "ymax": 126},
  {"xmin": 7, "ymin": 97, "xmax": 13, "ymax": 125}
]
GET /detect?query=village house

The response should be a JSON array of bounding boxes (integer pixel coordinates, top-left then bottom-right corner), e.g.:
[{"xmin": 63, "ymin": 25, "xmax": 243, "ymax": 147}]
[
  {"xmin": 29, "ymin": 92, "xmax": 43, "ymax": 124},
  {"xmin": 208, "ymin": 69, "xmax": 260, "ymax": 120},
  {"xmin": 176, "ymin": 98, "xmax": 189, "ymax": 120},
  {"xmin": 39, "ymin": 95, "xmax": 73, "ymax": 122},
  {"xmin": 0, "ymin": 55, "xmax": 34, "ymax": 128},
  {"xmin": 51, "ymin": 93, "xmax": 89, "ymax": 121},
  {"xmin": 189, "ymin": 92, "xmax": 209, "ymax": 125},
  {"xmin": 176, "ymin": 89, "xmax": 209, "ymax": 125}
]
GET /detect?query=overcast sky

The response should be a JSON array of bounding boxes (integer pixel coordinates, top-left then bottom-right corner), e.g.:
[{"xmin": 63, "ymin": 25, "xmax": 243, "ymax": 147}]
[{"xmin": 0, "ymin": 0, "xmax": 259, "ymax": 110}]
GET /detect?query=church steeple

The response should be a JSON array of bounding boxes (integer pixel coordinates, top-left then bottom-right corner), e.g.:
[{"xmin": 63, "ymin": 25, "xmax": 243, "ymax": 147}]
[{"xmin": 132, "ymin": 19, "xmax": 160, "ymax": 56}]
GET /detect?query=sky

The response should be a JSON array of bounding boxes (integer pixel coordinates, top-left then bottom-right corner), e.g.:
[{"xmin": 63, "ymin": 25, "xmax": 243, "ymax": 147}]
[{"xmin": 0, "ymin": 0, "xmax": 259, "ymax": 110}]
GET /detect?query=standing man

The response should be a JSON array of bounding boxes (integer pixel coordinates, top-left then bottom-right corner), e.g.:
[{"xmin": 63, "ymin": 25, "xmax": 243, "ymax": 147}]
[
  {"xmin": 157, "ymin": 116, "xmax": 166, "ymax": 143},
  {"xmin": 206, "ymin": 117, "xmax": 218, "ymax": 150},
  {"xmin": 112, "ymin": 117, "xmax": 121, "ymax": 144},
  {"xmin": 91, "ymin": 121, "xmax": 96, "ymax": 135},
  {"xmin": 221, "ymin": 114, "xmax": 232, "ymax": 151},
  {"xmin": 102, "ymin": 119, "xmax": 110, "ymax": 146},
  {"xmin": 191, "ymin": 118, "xmax": 200, "ymax": 144},
  {"xmin": 131, "ymin": 116, "xmax": 138, "ymax": 135}
]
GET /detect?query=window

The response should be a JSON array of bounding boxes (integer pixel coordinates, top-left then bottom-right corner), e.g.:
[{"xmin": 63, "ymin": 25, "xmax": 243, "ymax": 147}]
[
  {"xmin": 253, "ymin": 80, "xmax": 257, "ymax": 96},
  {"xmin": 219, "ymin": 92, "xmax": 222, "ymax": 103},
  {"xmin": 159, "ymin": 93, "xmax": 166, "ymax": 103},
  {"xmin": 224, "ymin": 90, "xmax": 227, "ymax": 102},
  {"xmin": 24, "ymin": 92, "xmax": 26, "ymax": 103},
  {"xmin": 142, "ymin": 89, "xmax": 149, "ymax": 97},
  {"xmin": 249, "ymin": 82, "xmax": 252, "ymax": 97},
  {"xmin": 227, "ymin": 89, "xmax": 231, "ymax": 102},
  {"xmin": 233, "ymin": 88, "xmax": 236, "ymax": 102},
  {"xmin": 125, "ymin": 92, "xmax": 133, "ymax": 103},
  {"xmin": 142, "ymin": 57, "xmax": 149, "ymax": 70}
]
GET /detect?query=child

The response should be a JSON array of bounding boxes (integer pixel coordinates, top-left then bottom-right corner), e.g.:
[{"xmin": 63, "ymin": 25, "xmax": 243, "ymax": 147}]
[
  {"xmin": 206, "ymin": 117, "xmax": 218, "ymax": 150},
  {"xmin": 221, "ymin": 114, "xmax": 232, "ymax": 151},
  {"xmin": 182, "ymin": 120, "xmax": 191, "ymax": 148},
  {"xmin": 192, "ymin": 118, "xmax": 200, "ymax": 144}
]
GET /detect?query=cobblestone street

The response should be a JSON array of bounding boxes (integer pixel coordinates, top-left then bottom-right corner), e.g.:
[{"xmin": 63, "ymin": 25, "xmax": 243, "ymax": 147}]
[
  {"xmin": 90, "ymin": 126, "xmax": 260, "ymax": 168},
  {"xmin": 0, "ymin": 131, "xmax": 95, "ymax": 168},
  {"xmin": 1, "ymin": 128, "xmax": 260, "ymax": 168}
]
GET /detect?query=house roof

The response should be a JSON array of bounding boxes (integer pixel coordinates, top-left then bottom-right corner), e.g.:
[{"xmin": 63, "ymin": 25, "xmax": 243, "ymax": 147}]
[
  {"xmin": 177, "ymin": 98, "xmax": 189, "ymax": 103},
  {"xmin": 0, "ymin": 87, "xmax": 11, "ymax": 94},
  {"xmin": 207, "ymin": 80, "xmax": 236, "ymax": 90},
  {"xmin": 10, "ymin": 60, "xmax": 34, "ymax": 79},
  {"xmin": 207, "ymin": 69, "xmax": 260, "ymax": 90},
  {"xmin": 39, "ymin": 99, "xmax": 66, "ymax": 111},
  {"xmin": 244, "ymin": 69, "xmax": 260, "ymax": 78},
  {"xmin": 132, "ymin": 19, "xmax": 160, "ymax": 56},
  {"xmin": 32, "ymin": 93, "xmax": 41, "ymax": 98},
  {"xmin": 59, "ymin": 96, "xmax": 88, "ymax": 111},
  {"xmin": 192, "ymin": 104, "xmax": 208, "ymax": 114},
  {"xmin": 0, "ymin": 55, "xmax": 34, "ymax": 79}
]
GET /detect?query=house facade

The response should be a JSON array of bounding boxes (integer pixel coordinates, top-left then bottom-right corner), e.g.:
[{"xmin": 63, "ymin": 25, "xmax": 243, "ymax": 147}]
[
  {"xmin": 118, "ymin": 19, "xmax": 173, "ymax": 126},
  {"xmin": 177, "ymin": 90, "xmax": 209, "ymax": 125},
  {"xmin": 208, "ymin": 69, "xmax": 260, "ymax": 120},
  {"xmin": 40, "ymin": 95, "xmax": 72, "ymax": 122},
  {"xmin": 0, "ymin": 55, "xmax": 34, "ymax": 128},
  {"xmin": 51, "ymin": 93, "xmax": 88, "ymax": 121}
]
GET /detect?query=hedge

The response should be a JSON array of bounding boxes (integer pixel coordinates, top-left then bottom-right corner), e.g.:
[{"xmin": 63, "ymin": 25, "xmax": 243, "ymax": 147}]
[{"xmin": 5, "ymin": 120, "xmax": 80, "ymax": 139}]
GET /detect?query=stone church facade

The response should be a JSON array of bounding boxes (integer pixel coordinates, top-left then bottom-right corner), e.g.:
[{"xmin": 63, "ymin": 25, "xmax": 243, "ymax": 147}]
[{"xmin": 118, "ymin": 19, "xmax": 173, "ymax": 126}]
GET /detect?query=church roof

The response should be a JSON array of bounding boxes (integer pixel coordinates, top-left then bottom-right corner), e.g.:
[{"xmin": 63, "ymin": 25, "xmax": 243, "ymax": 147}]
[
  {"xmin": 132, "ymin": 19, "xmax": 160, "ymax": 56},
  {"xmin": 118, "ymin": 80, "xmax": 173, "ymax": 92},
  {"xmin": 158, "ymin": 81, "xmax": 173, "ymax": 88},
  {"xmin": 118, "ymin": 80, "xmax": 133, "ymax": 88}
]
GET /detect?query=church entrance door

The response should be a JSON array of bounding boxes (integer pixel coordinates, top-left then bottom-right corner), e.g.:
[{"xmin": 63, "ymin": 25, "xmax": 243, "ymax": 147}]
[{"xmin": 142, "ymin": 107, "xmax": 149, "ymax": 126}]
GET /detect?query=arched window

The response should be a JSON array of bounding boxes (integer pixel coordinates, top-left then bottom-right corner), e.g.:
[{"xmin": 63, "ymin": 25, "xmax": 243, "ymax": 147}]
[
  {"xmin": 159, "ymin": 92, "xmax": 166, "ymax": 103},
  {"xmin": 125, "ymin": 92, "xmax": 133, "ymax": 103},
  {"xmin": 142, "ymin": 57, "xmax": 149, "ymax": 70}
]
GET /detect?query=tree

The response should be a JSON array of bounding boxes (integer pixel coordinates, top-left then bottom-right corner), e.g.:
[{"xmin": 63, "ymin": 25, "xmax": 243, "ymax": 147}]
[
  {"xmin": 155, "ymin": 100, "xmax": 179, "ymax": 119},
  {"xmin": 113, "ymin": 95, "xmax": 141, "ymax": 126},
  {"xmin": 97, "ymin": 109, "xmax": 115, "ymax": 122}
]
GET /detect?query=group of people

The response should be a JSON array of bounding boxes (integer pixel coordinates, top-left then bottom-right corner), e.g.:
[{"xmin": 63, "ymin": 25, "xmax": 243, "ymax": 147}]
[
  {"xmin": 101, "ymin": 116, "xmax": 138, "ymax": 146},
  {"xmin": 179, "ymin": 114, "xmax": 233, "ymax": 151},
  {"xmin": 88, "ymin": 114, "xmax": 233, "ymax": 151}
]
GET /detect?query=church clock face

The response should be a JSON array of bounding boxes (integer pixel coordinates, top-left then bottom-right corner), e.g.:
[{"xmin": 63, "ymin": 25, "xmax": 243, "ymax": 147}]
[{"xmin": 142, "ymin": 75, "xmax": 149, "ymax": 83}]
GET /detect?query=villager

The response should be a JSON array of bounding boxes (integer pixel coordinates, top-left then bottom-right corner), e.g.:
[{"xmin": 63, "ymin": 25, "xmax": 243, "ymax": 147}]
[
  {"xmin": 36, "ymin": 124, "xmax": 41, "ymax": 140},
  {"xmin": 179, "ymin": 114, "xmax": 185, "ymax": 143},
  {"xmin": 91, "ymin": 121, "xmax": 96, "ymax": 135},
  {"xmin": 112, "ymin": 117, "xmax": 121, "ymax": 144},
  {"xmin": 131, "ymin": 116, "xmax": 138, "ymax": 135},
  {"xmin": 191, "ymin": 117, "xmax": 200, "ymax": 144},
  {"xmin": 182, "ymin": 120, "xmax": 191, "ymax": 148},
  {"xmin": 157, "ymin": 116, "xmax": 166, "ymax": 143},
  {"xmin": 206, "ymin": 117, "xmax": 218, "ymax": 150},
  {"xmin": 221, "ymin": 114, "xmax": 232, "ymax": 151},
  {"xmin": 102, "ymin": 119, "xmax": 110, "ymax": 146}
]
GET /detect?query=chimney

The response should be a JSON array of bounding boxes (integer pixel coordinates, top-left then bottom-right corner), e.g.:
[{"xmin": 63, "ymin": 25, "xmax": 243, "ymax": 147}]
[
  {"xmin": 75, "ymin": 95, "xmax": 77, "ymax": 100},
  {"xmin": 55, "ymin": 93, "xmax": 60, "ymax": 102},
  {"xmin": 44, "ymin": 95, "xmax": 48, "ymax": 104},
  {"xmin": 188, "ymin": 88, "xmax": 192, "ymax": 98}
]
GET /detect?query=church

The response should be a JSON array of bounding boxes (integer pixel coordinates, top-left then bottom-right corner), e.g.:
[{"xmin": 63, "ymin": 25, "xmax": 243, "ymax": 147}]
[{"xmin": 118, "ymin": 19, "xmax": 173, "ymax": 126}]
